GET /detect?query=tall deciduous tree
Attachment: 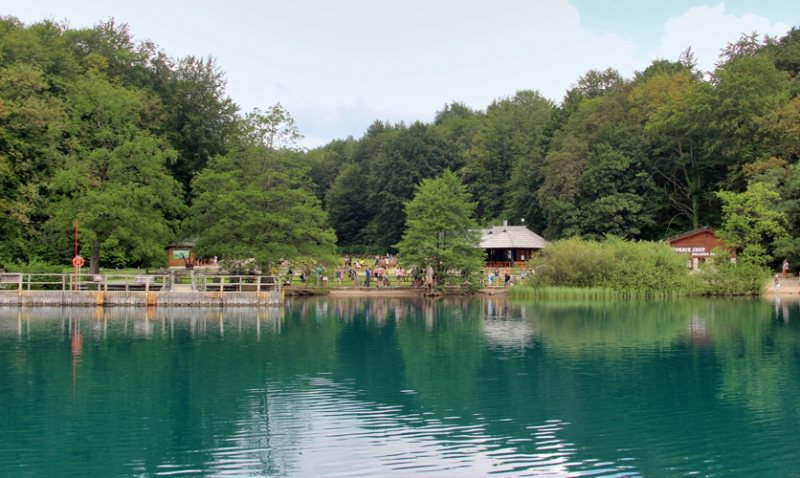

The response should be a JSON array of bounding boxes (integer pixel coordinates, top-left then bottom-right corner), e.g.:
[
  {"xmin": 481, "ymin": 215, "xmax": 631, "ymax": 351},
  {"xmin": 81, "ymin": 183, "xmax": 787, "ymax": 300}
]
[
  {"xmin": 48, "ymin": 72, "xmax": 185, "ymax": 273},
  {"xmin": 716, "ymin": 182, "xmax": 788, "ymax": 266},
  {"xmin": 462, "ymin": 90, "xmax": 554, "ymax": 222},
  {"xmin": 394, "ymin": 169, "xmax": 484, "ymax": 288},
  {"xmin": 157, "ymin": 56, "xmax": 239, "ymax": 196},
  {"xmin": 185, "ymin": 104, "xmax": 337, "ymax": 269}
]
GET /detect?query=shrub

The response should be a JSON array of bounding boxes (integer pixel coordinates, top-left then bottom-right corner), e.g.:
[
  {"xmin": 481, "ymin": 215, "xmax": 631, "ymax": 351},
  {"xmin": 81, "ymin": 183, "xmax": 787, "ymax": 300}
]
[
  {"xmin": 526, "ymin": 236, "xmax": 703, "ymax": 296},
  {"xmin": 1, "ymin": 260, "xmax": 66, "ymax": 290},
  {"xmin": 697, "ymin": 260, "xmax": 770, "ymax": 296}
]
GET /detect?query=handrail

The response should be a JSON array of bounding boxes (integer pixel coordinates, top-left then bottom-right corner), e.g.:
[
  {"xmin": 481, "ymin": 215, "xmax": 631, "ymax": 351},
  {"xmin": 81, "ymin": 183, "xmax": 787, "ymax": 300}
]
[
  {"xmin": 0, "ymin": 272, "xmax": 282, "ymax": 294},
  {"xmin": 198, "ymin": 274, "xmax": 281, "ymax": 293},
  {"xmin": 0, "ymin": 273, "xmax": 171, "ymax": 292}
]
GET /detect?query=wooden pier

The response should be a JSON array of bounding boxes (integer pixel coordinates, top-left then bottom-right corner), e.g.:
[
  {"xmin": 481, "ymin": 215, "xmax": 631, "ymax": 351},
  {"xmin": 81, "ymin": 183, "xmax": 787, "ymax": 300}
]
[{"xmin": 0, "ymin": 272, "xmax": 283, "ymax": 307}]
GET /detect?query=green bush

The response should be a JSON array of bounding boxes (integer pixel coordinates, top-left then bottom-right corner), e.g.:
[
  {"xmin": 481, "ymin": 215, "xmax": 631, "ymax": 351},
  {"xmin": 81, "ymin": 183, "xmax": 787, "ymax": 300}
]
[
  {"xmin": 517, "ymin": 236, "xmax": 770, "ymax": 297},
  {"xmin": 2, "ymin": 259, "xmax": 64, "ymax": 274},
  {"xmin": 1, "ymin": 259, "xmax": 66, "ymax": 290},
  {"xmin": 697, "ymin": 260, "xmax": 770, "ymax": 296},
  {"xmin": 525, "ymin": 236, "xmax": 703, "ymax": 296}
]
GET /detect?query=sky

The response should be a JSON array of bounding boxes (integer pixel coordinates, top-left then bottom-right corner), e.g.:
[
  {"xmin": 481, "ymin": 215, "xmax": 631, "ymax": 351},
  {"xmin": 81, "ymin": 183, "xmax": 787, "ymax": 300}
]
[{"xmin": 3, "ymin": 1, "xmax": 798, "ymax": 146}]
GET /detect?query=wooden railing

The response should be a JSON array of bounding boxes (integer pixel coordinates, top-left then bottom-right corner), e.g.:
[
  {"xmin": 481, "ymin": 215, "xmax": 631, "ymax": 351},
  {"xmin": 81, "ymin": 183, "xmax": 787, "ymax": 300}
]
[
  {"xmin": 0, "ymin": 272, "xmax": 282, "ymax": 295},
  {"xmin": 196, "ymin": 273, "xmax": 281, "ymax": 293},
  {"xmin": 0, "ymin": 273, "xmax": 172, "ymax": 292}
]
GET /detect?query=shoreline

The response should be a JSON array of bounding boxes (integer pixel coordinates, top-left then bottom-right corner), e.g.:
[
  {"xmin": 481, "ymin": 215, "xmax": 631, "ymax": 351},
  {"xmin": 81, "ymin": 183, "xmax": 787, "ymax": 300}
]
[
  {"xmin": 1, "ymin": 280, "xmax": 795, "ymax": 306},
  {"xmin": 764, "ymin": 279, "xmax": 800, "ymax": 299}
]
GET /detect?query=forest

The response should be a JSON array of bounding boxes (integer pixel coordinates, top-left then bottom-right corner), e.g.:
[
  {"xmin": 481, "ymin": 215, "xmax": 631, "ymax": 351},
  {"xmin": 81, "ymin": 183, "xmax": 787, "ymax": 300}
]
[{"xmin": 1, "ymin": 15, "xmax": 799, "ymax": 272}]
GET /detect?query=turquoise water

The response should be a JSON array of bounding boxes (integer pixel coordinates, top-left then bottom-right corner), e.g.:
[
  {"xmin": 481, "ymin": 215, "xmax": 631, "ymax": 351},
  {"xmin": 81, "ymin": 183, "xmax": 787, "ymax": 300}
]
[{"xmin": 1, "ymin": 297, "xmax": 799, "ymax": 477}]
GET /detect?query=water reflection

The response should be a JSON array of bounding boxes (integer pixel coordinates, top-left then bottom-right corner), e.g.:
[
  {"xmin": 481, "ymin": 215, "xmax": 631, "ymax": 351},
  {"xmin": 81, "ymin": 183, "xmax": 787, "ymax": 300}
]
[
  {"xmin": 0, "ymin": 298, "xmax": 799, "ymax": 477},
  {"xmin": 205, "ymin": 377, "xmax": 587, "ymax": 477}
]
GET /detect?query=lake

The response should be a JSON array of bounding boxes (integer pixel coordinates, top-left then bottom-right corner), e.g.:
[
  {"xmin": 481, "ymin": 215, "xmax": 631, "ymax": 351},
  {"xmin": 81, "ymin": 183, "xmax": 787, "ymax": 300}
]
[{"xmin": 1, "ymin": 297, "xmax": 798, "ymax": 477}]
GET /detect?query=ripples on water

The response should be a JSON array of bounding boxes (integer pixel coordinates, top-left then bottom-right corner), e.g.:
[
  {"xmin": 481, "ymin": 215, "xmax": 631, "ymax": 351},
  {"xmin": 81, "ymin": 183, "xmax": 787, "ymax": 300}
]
[
  {"xmin": 1, "ymin": 298, "xmax": 799, "ymax": 477},
  {"xmin": 198, "ymin": 378, "xmax": 618, "ymax": 478}
]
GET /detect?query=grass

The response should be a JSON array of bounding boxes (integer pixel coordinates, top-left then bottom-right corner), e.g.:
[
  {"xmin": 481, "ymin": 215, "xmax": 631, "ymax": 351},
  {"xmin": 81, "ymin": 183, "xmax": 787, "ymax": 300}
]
[{"xmin": 507, "ymin": 285, "xmax": 691, "ymax": 300}]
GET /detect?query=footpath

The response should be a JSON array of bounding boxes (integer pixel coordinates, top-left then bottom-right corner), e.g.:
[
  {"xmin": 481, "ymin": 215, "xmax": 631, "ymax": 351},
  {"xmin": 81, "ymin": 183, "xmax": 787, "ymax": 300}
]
[{"xmin": 765, "ymin": 275, "xmax": 800, "ymax": 298}]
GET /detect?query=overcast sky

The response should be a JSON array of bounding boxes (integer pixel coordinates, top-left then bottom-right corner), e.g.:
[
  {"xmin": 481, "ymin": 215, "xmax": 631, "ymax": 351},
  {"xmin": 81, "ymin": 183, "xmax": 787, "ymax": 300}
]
[{"xmin": 4, "ymin": 1, "xmax": 798, "ymax": 146}]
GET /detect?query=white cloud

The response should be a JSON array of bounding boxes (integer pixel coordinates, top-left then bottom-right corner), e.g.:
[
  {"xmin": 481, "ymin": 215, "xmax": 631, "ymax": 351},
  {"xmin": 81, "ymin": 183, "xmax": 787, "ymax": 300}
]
[{"xmin": 642, "ymin": 3, "xmax": 792, "ymax": 72}]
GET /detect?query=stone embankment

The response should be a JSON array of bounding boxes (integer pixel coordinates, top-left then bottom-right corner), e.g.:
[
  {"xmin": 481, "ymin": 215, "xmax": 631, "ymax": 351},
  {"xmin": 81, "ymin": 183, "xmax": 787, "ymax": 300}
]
[{"xmin": 0, "ymin": 291, "xmax": 283, "ymax": 307}]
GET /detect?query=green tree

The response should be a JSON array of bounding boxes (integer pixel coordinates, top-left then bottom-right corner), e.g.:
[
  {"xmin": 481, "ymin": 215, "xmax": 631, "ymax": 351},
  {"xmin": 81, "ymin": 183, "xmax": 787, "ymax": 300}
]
[
  {"xmin": 366, "ymin": 121, "xmax": 449, "ymax": 251},
  {"xmin": 322, "ymin": 121, "xmax": 396, "ymax": 253},
  {"xmin": 394, "ymin": 169, "xmax": 484, "ymax": 287},
  {"xmin": 185, "ymin": 104, "xmax": 337, "ymax": 269},
  {"xmin": 462, "ymin": 90, "xmax": 554, "ymax": 221},
  {"xmin": 156, "ymin": 55, "xmax": 239, "ymax": 196},
  {"xmin": 47, "ymin": 72, "xmax": 185, "ymax": 273},
  {"xmin": 716, "ymin": 182, "xmax": 788, "ymax": 266},
  {"xmin": 749, "ymin": 161, "xmax": 800, "ymax": 269},
  {"xmin": 324, "ymin": 161, "xmax": 372, "ymax": 252}
]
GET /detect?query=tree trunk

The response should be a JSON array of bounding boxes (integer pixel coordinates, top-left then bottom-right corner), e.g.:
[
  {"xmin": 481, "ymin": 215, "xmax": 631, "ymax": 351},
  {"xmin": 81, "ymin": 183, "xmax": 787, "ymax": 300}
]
[{"xmin": 90, "ymin": 240, "xmax": 101, "ymax": 275}]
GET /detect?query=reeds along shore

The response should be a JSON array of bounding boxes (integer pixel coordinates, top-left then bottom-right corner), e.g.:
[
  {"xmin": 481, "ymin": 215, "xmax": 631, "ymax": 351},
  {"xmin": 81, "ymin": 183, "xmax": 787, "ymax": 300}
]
[{"xmin": 507, "ymin": 286, "xmax": 693, "ymax": 300}]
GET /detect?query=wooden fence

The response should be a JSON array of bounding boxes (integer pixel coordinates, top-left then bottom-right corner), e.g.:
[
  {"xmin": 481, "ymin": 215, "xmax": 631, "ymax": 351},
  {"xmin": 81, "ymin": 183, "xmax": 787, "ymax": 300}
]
[
  {"xmin": 193, "ymin": 273, "xmax": 282, "ymax": 293},
  {"xmin": 0, "ymin": 272, "xmax": 283, "ymax": 307},
  {"xmin": 0, "ymin": 272, "xmax": 172, "ymax": 292}
]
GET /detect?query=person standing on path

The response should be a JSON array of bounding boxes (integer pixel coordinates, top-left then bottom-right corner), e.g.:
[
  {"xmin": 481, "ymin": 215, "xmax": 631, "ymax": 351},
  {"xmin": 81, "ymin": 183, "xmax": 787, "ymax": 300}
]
[{"xmin": 783, "ymin": 260, "xmax": 790, "ymax": 278}]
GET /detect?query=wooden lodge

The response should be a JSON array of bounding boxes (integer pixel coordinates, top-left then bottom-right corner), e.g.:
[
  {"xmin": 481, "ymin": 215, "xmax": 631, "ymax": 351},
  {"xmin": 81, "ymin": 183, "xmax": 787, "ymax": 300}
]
[
  {"xmin": 480, "ymin": 221, "xmax": 547, "ymax": 268},
  {"xmin": 665, "ymin": 226, "xmax": 735, "ymax": 270}
]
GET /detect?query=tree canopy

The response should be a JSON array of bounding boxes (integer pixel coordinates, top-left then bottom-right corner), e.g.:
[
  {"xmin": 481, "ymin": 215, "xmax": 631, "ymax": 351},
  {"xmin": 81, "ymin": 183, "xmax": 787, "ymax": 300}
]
[
  {"xmin": 394, "ymin": 170, "xmax": 484, "ymax": 287},
  {"xmin": 184, "ymin": 105, "xmax": 337, "ymax": 269},
  {"xmin": 1, "ymin": 15, "xmax": 800, "ymax": 273}
]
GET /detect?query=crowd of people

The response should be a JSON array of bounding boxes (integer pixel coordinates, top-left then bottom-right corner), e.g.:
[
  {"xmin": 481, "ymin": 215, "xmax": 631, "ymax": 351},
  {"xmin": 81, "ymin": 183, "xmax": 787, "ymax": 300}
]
[{"xmin": 274, "ymin": 255, "xmax": 534, "ymax": 289}]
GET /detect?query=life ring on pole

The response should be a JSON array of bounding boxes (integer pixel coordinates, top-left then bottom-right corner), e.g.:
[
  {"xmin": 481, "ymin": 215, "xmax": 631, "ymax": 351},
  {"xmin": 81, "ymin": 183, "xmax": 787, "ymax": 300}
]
[{"xmin": 72, "ymin": 256, "xmax": 85, "ymax": 268}]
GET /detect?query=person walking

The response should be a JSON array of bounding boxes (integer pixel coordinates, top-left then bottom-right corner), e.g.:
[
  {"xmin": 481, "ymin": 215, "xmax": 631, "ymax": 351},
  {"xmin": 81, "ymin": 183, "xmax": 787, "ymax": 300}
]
[{"xmin": 783, "ymin": 259, "xmax": 790, "ymax": 278}]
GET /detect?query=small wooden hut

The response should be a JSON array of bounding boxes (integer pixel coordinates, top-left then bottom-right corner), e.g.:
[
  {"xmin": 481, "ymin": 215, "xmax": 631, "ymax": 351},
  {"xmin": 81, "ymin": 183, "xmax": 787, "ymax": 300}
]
[{"xmin": 480, "ymin": 221, "xmax": 547, "ymax": 268}]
